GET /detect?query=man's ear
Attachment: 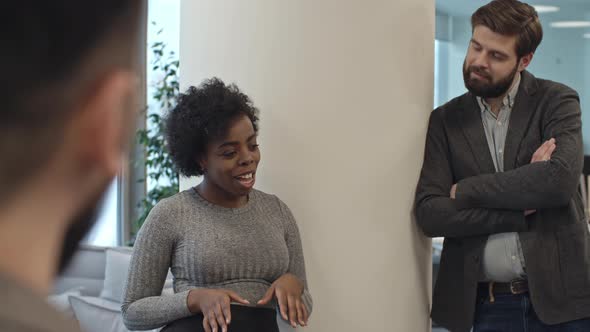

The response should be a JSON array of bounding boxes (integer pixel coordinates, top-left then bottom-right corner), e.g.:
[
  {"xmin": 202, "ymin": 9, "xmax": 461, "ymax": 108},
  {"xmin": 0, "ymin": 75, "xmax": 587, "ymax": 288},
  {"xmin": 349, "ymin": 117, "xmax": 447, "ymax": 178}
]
[
  {"xmin": 72, "ymin": 70, "xmax": 136, "ymax": 178},
  {"xmin": 518, "ymin": 53, "xmax": 534, "ymax": 72}
]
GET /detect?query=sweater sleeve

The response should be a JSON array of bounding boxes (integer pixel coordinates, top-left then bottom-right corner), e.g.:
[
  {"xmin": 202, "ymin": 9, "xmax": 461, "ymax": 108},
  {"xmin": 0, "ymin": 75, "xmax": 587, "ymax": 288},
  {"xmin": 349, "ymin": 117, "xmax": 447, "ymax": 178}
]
[
  {"xmin": 276, "ymin": 198, "xmax": 313, "ymax": 317},
  {"xmin": 121, "ymin": 199, "xmax": 193, "ymax": 330}
]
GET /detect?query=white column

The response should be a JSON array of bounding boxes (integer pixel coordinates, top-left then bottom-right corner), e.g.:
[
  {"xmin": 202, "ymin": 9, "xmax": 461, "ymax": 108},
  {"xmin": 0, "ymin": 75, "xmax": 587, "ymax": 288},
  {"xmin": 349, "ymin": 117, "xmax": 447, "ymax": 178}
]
[{"xmin": 180, "ymin": 1, "xmax": 434, "ymax": 331}]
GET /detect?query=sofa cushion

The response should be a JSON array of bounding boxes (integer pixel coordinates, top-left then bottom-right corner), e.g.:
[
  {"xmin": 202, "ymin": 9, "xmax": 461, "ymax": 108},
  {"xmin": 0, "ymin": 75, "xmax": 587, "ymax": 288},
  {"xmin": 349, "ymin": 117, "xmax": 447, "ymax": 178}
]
[
  {"xmin": 99, "ymin": 247, "xmax": 174, "ymax": 302},
  {"xmin": 69, "ymin": 295, "xmax": 129, "ymax": 332},
  {"xmin": 54, "ymin": 245, "xmax": 107, "ymax": 296},
  {"xmin": 69, "ymin": 295, "xmax": 161, "ymax": 332},
  {"xmin": 99, "ymin": 248, "xmax": 133, "ymax": 302},
  {"xmin": 47, "ymin": 287, "xmax": 83, "ymax": 320}
]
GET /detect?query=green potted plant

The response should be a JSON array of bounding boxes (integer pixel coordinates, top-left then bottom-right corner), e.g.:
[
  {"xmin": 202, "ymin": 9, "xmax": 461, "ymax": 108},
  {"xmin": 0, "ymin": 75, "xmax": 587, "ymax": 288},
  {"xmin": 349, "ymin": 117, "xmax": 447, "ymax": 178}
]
[{"xmin": 132, "ymin": 30, "xmax": 180, "ymax": 242}]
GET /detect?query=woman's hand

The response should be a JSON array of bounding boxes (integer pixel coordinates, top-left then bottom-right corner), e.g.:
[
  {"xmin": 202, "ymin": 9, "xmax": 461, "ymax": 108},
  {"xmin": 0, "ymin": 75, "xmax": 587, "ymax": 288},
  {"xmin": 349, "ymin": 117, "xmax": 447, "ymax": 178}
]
[
  {"xmin": 187, "ymin": 288, "xmax": 250, "ymax": 332},
  {"xmin": 257, "ymin": 273, "xmax": 308, "ymax": 328}
]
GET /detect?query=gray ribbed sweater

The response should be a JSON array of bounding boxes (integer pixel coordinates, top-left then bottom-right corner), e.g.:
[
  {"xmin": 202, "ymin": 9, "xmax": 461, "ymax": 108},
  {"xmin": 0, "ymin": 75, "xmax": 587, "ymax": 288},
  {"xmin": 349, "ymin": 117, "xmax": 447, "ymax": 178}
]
[{"xmin": 121, "ymin": 188, "xmax": 312, "ymax": 330}]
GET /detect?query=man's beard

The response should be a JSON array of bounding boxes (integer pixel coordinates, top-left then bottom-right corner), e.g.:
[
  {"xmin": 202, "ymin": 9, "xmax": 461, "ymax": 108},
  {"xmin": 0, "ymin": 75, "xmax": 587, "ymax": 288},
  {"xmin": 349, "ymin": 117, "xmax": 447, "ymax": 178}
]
[
  {"xmin": 463, "ymin": 59, "xmax": 518, "ymax": 99},
  {"xmin": 57, "ymin": 180, "xmax": 111, "ymax": 274}
]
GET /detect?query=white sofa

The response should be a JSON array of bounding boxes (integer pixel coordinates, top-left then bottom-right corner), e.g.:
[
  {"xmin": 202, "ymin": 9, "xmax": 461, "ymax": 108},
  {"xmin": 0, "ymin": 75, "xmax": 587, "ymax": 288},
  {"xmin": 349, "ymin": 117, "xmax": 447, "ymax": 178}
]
[{"xmin": 50, "ymin": 245, "xmax": 169, "ymax": 332}]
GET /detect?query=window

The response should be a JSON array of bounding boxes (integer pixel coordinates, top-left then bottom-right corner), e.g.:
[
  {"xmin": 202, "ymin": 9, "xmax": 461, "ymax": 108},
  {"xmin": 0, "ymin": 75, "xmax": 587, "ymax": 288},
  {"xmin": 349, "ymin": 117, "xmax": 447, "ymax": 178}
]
[
  {"xmin": 84, "ymin": 0, "xmax": 181, "ymax": 246},
  {"xmin": 83, "ymin": 179, "xmax": 119, "ymax": 246}
]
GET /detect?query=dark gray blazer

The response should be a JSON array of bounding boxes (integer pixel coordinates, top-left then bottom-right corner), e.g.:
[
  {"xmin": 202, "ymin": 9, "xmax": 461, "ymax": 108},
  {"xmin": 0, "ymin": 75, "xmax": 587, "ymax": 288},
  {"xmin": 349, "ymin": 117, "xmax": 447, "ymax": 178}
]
[{"xmin": 415, "ymin": 71, "xmax": 590, "ymax": 332}]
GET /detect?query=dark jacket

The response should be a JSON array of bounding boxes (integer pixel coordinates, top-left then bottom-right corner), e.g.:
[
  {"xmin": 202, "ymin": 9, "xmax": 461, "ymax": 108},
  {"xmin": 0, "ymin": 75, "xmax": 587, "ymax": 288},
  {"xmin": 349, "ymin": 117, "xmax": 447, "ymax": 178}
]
[{"xmin": 415, "ymin": 71, "xmax": 590, "ymax": 332}]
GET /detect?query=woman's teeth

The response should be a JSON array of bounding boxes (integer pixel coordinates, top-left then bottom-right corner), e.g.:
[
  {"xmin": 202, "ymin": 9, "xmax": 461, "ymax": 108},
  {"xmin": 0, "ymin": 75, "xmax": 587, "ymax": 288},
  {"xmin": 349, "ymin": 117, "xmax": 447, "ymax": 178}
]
[{"xmin": 236, "ymin": 173, "xmax": 253, "ymax": 180}]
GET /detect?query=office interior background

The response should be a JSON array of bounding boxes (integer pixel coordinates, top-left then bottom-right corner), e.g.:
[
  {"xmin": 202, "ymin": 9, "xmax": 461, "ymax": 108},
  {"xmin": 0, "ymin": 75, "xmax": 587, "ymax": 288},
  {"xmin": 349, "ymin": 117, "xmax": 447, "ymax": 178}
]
[{"xmin": 79, "ymin": 1, "xmax": 590, "ymax": 331}]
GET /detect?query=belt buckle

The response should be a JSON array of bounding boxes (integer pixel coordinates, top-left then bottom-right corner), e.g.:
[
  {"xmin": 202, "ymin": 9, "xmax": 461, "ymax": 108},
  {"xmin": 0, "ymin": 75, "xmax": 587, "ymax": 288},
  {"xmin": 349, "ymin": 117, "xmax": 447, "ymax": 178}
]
[{"xmin": 510, "ymin": 279, "xmax": 525, "ymax": 294}]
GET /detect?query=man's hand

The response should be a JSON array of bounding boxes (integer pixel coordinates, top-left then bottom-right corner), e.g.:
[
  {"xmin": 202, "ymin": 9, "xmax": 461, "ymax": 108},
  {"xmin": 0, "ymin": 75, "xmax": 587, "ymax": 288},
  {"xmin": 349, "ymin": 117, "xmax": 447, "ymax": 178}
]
[
  {"xmin": 450, "ymin": 184, "xmax": 457, "ymax": 199},
  {"xmin": 525, "ymin": 138, "xmax": 557, "ymax": 216},
  {"xmin": 530, "ymin": 138, "xmax": 556, "ymax": 163}
]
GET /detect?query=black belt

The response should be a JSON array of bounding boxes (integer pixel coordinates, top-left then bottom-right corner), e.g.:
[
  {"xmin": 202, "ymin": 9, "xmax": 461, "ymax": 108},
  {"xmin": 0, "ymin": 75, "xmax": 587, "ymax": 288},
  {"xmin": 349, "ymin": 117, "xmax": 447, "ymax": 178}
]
[{"xmin": 478, "ymin": 279, "xmax": 528, "ymax": 303}]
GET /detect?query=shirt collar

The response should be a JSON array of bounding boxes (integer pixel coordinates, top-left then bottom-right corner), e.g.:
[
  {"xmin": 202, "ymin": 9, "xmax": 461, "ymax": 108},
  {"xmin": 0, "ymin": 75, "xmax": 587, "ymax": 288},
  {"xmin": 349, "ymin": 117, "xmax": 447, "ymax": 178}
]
[{"xmin": 477, "ymin": 72, "xmax": 521, "ymax": 113}]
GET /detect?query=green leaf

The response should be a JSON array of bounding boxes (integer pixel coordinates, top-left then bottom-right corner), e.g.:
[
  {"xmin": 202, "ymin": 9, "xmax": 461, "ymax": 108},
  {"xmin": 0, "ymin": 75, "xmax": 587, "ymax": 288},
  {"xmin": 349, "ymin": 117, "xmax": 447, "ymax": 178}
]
[{"xmin": 134, "ymin": 26, "xmax": 180, "ymax": 235}]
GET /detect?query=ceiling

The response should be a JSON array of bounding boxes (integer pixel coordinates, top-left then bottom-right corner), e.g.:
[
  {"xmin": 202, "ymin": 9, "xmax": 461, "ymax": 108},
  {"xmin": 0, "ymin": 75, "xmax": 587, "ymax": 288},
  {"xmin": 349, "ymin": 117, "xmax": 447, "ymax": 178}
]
[{"xmin": 436, "ymin": 0, "xmax": 590, "ymax": 18}]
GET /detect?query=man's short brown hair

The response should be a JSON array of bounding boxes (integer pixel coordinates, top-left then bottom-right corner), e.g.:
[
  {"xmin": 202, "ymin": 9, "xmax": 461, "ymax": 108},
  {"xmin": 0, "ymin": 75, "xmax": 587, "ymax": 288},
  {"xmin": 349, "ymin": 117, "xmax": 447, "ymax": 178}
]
[{"xmin": 472, "ymin": 0, "xmax": 543, "ymax": 58}]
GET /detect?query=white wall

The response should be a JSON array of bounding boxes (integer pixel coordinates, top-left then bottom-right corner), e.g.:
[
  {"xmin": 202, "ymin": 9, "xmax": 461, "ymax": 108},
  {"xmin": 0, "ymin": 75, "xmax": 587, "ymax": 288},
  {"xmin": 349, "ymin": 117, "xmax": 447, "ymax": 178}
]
[
  {"xmin": 584, "ymin": 12, "xmax": 590, "ymax": 154},
  {"xmin": 180, "ymin": 1, "xmax": 434, "ymax": 331}
]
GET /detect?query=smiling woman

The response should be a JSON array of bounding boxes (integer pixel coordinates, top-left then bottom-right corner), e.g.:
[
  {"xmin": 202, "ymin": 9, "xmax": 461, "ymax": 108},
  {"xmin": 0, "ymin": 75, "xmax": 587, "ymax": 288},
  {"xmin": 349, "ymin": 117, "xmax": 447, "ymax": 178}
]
[
  {"xmin": 204, "ymin": 116, "xmax": 260, "ymax": 198},
  {"xmin": 121, "ymin": 78, "xmax": 313, "ymax": 332},
  {"xmin": 165, "ymin": 78, "xmax": 262, "ymax": 207}
]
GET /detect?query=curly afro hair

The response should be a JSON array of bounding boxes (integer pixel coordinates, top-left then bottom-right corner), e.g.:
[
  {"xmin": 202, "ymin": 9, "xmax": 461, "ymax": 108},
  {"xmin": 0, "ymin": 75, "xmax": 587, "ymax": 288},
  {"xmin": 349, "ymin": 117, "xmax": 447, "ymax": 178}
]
[{"xmin": 165, "ymin": 77, "xmax": 260, "ymax": 177}]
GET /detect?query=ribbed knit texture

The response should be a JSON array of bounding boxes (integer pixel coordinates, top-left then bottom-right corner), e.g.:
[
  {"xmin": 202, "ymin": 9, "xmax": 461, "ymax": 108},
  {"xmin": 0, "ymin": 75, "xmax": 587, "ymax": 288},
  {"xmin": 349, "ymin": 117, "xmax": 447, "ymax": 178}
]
[{"xmin": 121, "ymin": 188, "xmax": 312, "ymax": 330}]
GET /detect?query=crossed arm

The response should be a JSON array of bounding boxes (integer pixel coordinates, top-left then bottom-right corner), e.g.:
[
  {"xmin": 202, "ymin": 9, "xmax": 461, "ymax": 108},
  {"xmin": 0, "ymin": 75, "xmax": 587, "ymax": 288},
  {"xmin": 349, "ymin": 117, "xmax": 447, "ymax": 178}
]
[
  {"xmin": 451, "ymin": 139, "xmax": 556, "ymax": 216},
  {"xmin": 414, "ymin": 89, "xmax": 582, "ymax": 238}
]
